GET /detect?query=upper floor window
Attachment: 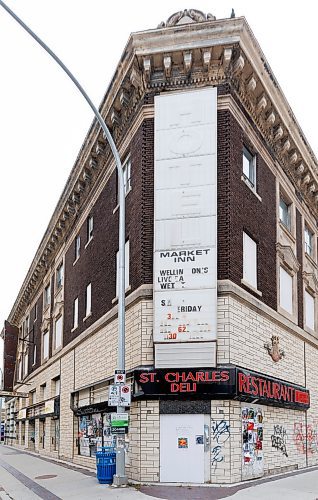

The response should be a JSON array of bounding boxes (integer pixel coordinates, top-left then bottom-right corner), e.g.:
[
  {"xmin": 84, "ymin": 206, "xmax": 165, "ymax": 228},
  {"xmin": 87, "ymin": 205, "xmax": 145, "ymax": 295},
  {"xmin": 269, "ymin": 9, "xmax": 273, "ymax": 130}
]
[
  {"xmin": 43, "ymin": 330, "xmax": 49, "ymax": 360},
  {"xmin": 23, "ymin": 352, "xmax": 28, "ymax": 377},
  {"xmin": 44, "ymin": 283, "xmax": 51, "ymax": 309},
  {"xmin": 73, "ymin": 297, "xmax": 79, "ymax": 330},
  {"xmin": 242, "ymin": 146, "xmax": 256, "ymax": 189},
  {"xmin": 26, "ymin": 316, "xmax": 30, "ymax": 334},
  {"xmin": 87, "ymin": 215, "xmax": 93, "ymax": 242},
  {"xmin": 305, "ymin": 290, "xmax": 315, "ymax": 330},
  {"xmin": 54, "ymin": 377, "xmax": 60, "ymax": 397},
  {"xmin": 75, "ymin": 235, "xmax": 81, "ymax": 261},
  {"xmin": 32, "ymin": 344, "xmax": 37, "ymax": 366},
  {"xmin": 55, "ymin": 316, "xmax": 63, "ymax": 350},
  {"xmin": 123, "ymin": 157, "xmax": 131, "ymax": 195},
  {"xmin": 304, "ymin": 226, "xmax": 314, "ymax": 258},
  {"xmin": 85, "ymin": 283, "xmax": 92, "ymax": 318},
  {"xmin": 34, "ymin": 302, "xmax": 37, "ymax": 322},
  {"xmin": 279, "ymin": 198, "xmax": 291, "ymax": 231},
  {"xmin": 56, "ymin": 262, "xmax": 64, "ymax": 290},
  {"xmin": 243, "ymin": 232, "xmax": 257, "ymax": 289},
  {"xmin": 116, "ymin": 240, "xmax": 130, "ymax": 297},
  {"xmin": 279, "ymin": 266, "xmax": 293, "ymax": 314}
]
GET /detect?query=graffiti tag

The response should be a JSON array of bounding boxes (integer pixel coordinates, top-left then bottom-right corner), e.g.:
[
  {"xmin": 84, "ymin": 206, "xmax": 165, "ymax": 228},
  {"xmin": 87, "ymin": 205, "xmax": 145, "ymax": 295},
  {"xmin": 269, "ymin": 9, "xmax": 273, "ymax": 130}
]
[
  {"xmin": 271, "ymin": 425, "xmax": 288, "ymax": 457},
  {"xmin": 211, "ymin": 419, "xmax": 230, "ymax": 470},
  {"xmin": 294, "ymin": 422, "xmax": 318, "ymax": 455}
]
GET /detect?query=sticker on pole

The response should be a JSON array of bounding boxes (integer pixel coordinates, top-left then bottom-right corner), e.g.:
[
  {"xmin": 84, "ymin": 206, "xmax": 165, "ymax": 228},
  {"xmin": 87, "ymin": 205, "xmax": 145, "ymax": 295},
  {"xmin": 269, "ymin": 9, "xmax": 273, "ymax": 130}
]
[
  {"xmin": 108, "ymin": 385, "xmax": 120, "ymax": 406},
  {"xmin": 119, "ymin": 385, "xmax": 131, "ymax": 406}
]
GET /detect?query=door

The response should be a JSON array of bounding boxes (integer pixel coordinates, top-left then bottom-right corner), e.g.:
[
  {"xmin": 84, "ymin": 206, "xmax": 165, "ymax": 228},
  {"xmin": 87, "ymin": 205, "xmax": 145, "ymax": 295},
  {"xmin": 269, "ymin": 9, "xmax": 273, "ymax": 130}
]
[{"xmin": 160, "ymin": 414, "xmax": 208, "ymax": 483}]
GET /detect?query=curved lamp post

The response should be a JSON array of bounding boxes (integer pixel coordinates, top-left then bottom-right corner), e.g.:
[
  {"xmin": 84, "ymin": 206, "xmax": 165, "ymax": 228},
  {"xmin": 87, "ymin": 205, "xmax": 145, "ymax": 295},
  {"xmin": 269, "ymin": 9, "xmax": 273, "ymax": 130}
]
[{"xmin": 0, "ymin": 1, "xmax": 127, "ymax": 486}]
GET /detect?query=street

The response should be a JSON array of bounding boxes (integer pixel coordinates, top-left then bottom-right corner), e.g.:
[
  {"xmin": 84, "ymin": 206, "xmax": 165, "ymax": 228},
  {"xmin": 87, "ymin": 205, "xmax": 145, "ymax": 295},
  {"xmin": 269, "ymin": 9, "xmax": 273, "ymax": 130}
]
[{"xmin": 1, "ymin": 445, "xmax": 318, "ymax": 500}]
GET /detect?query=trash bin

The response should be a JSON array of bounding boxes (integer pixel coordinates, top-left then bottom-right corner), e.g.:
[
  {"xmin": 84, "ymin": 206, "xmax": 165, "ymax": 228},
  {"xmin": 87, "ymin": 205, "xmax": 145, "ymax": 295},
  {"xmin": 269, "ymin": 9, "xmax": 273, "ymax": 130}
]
[{"xmin": 96, "ymin": 446, "xmax": 116, "ymax": 484}]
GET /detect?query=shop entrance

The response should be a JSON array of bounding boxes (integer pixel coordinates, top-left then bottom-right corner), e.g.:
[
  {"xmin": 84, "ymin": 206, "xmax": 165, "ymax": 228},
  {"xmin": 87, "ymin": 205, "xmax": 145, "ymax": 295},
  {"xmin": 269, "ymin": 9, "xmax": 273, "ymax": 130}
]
[
  {"xmin": 28, "ymin": 420, "xmax": 35, "ymax": 450},
  {"xmin": 160, "ymin": 414, "xmax": 210, "ymax": 483}
]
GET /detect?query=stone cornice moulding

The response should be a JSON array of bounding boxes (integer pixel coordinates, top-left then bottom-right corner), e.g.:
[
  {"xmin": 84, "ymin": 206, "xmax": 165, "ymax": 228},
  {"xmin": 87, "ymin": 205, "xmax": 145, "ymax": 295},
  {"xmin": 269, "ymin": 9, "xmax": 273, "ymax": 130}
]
[{"xmin": 276, "ymin": 243, "xmax": 300, "ymax": 274}]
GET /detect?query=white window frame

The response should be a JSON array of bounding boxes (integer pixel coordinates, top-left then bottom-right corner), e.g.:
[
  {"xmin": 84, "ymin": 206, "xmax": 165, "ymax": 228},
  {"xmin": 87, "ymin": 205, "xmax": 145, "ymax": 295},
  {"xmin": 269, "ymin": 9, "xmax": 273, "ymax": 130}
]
[
  {"xmin": 73, "ymin": 297, "xmax": 79, "ymax": 330},
  {"xmin": 87, "ymin": 215, "xmax": 93, "ymax": 242},
  {"xmin": 279, "ymin": 197, "xmax": 291, "ymax": 231},
  {"xmin": 23, "ymin": 352, "xmax": 28, "ymax": 377},
  {"xmin": 32, "ymin": 344, "xmax": 37, "ymax": 366},
  {"xmin": 54, "ymin": 315, "xmax": 63, "ymax": 350},
  {"xmin": 34, "ymin": 303, "xmax": 37, "ymax": 322},
  {"xmin": 44, "ymin": 283, "xmax": 51, "ymax": 309},
  {"xmin": 242, "ymin": 232, "xmax": 258, "ymax": 291},
  {"xmin": 116, "ymin": 240, "xmax": 130, "ymax": 297},
  {"xmin": 279, "ymin": 266, "xmax": 293, "ymax": 315},
  {"xmin": 18, "ymin": 359, "xmax": 22, "ymax": 381},
  {"xmin": 123, "ymin": 156, "xmax": 131, "ymax": 195},
  {"xmin": 75, "ymin": 235, "xmax": 81, "ymax": 261},
  {"xmin": 304, "ymin": 225, "xmax": 314, "ymax": 258},
  {"xmin": 43, "ymin": 330, "xmax": 49, "ymax": 360},
  {"xmin": 56, "ymin": 262, "xmax": 64, "ymax": 290},
  {"xmin": 305, "ymin": 289, "xmax": 315, "ymax": 331},
  {"xmin": 243, "ymin": 146, "xmax": 256, "ymax": 190},
  {"xmin": 85, "ymin": 283, "xmax": 92, "ymax": 318}
]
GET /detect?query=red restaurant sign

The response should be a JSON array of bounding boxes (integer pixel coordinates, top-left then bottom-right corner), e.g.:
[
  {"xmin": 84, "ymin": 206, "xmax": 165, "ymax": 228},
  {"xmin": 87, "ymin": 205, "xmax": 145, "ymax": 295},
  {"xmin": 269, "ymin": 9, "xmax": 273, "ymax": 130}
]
[{"xmin": 134, "ymin": 366, "xmax": 310, "ymax": 410}]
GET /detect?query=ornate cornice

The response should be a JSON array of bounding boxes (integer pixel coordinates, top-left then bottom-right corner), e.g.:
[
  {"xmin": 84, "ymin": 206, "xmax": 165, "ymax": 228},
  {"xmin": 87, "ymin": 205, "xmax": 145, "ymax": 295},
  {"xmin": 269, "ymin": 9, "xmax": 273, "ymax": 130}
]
[{"xmin": 276, "ymin": 243, "xmax": 300, "ymax": 274}]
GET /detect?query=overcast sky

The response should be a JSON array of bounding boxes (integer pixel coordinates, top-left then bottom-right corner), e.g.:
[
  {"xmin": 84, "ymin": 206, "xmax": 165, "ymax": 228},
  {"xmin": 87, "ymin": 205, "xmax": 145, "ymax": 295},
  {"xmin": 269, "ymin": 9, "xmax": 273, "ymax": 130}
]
[{"xmin": 0, "ymin": 1, "xmax": 317, "ymax": 369}]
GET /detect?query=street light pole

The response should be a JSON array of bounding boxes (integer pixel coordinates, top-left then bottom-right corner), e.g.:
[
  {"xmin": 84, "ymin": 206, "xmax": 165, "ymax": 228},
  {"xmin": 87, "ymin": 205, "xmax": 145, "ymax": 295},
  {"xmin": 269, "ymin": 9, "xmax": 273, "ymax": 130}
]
[{"xmin": 0, "ymin": 1, "xmax": 127, "ymax": 485}]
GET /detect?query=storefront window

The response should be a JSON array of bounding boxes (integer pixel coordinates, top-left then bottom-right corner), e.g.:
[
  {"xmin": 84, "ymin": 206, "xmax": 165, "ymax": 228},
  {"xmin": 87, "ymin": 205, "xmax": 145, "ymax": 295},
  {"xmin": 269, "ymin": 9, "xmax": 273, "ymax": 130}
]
[{"xmin": 78, "ymin": 413, "xmax": 115, "ymax": 457}]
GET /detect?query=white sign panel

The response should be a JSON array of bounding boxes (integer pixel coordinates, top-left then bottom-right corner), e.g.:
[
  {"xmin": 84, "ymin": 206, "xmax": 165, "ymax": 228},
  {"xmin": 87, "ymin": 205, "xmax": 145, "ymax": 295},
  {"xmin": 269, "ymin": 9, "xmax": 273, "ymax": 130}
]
[
  {"xmin": 154, "ymin": 289, "xmax": 217, "ymax": 342},
  {"xmin": 154, "ymin": 88, "xmax": 217, "ymax": 353},
  {"xmin": 108, "ymin": 385, "xmax": 120, "ymax": 406},
  {"xmin": 154, "ymin": 247, "xmax": 216, "ymax": 291},
  {"xmin": 120, "ymin": 385, "xmax": 131, "ymax": 406}
]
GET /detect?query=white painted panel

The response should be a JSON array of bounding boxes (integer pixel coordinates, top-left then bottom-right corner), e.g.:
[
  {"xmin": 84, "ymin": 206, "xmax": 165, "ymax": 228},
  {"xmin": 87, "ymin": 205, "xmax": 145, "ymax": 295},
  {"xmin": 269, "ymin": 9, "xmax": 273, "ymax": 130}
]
[
  {"xmin": 155, "ymin": 343, "xmax": 216, "ymax": 368},
  {"xmin": 305, "ymin": 290, "xmax": 315, "ymax": 330},
  {"xmin": 154, "ymin": 289, "xmax": 217, "ymax": 342},
  {"xmin": 155, "ymin": 88, "xmax": 217, "ymax": 130},
  {"xmin": 243, "ymin": 232, "xmax": 257, "ymax": 289},
  {"xmin": 154, "ymin": 247, "xmax": 216, "ymax": 291},
  {"xmin": 154, "ymin": 88, "xmax": 217, "ymax": 357},
  {"xmin": 279, "ymin": 266, "xmax": 293, "ymax": 314},
  {"xmin": 155, "ymin": 155, "xmax": 216, "ymax": 190},
  {"xmin": 156, "ymin": 125, "xmax": 216, "ymax": 161},
  {"xmin": 155, "ymin": 216, "xmax": 216, "ymax": 250},
  {"xmin": 155, "ymin": 184, "xmax": 216, "ymax": 220},
  {"xmin": 160, "ymin": 414, "xmax": 205, "ymax": 483}
]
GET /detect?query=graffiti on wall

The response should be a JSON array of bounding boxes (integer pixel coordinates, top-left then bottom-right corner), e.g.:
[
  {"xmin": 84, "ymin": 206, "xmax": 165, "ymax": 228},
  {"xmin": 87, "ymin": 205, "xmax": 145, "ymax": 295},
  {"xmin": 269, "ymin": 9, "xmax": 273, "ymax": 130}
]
[
  {"xmin": 294, "ymin": 422, "xmax": 318, "ymax": 455},
  {"xmin": 271, "ymin": 425, "xmax": 288, "ymax": 457},
  {"xmin": 211, "ymin": 419, "xmax": 230, "ymax": 469}
]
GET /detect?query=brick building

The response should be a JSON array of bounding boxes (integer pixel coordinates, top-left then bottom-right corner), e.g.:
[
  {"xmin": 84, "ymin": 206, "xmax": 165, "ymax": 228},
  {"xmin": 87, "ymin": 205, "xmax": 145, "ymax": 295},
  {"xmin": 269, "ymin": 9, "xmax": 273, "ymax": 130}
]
[{"xmin": 1, "ymin": 9, "xmax": 318, "ymax": 484}]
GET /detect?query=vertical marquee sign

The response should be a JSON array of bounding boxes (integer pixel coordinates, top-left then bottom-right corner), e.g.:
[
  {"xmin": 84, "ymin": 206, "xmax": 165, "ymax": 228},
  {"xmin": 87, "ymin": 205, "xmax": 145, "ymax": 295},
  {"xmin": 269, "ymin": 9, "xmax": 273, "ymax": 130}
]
[{"xmin": 154, "ymin": 88, "xmax": 217, "ymax": 368}]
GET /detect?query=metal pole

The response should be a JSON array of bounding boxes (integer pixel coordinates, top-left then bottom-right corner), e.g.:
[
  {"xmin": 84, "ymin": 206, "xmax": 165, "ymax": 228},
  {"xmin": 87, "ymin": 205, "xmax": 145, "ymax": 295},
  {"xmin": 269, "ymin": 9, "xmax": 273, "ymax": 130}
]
[{"xmin": 0, "ymin": 1, "xmax": 127, "ymax": 485}]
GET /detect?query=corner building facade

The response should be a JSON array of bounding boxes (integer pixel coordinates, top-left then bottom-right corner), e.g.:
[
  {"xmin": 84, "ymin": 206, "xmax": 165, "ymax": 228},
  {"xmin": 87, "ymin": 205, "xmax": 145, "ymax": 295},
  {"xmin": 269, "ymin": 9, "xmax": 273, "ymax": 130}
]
[{"xmin": 2, "ymin": 9, "xmax": 318, "ymax": 484}]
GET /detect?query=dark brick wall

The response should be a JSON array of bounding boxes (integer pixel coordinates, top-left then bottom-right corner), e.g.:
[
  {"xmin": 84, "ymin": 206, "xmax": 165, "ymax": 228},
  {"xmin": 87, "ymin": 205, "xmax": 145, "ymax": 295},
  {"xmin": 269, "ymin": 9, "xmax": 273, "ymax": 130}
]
[
  {"xmin": 217, "ymin": 110, "xmax": 277, "ymax": 310},
  {"xmin": 3, "ymin": 321, "xmax": 19, "ymax": 391},
  {"xmin": 296, "ymin": 209, "xmax": 303, "ymax": 328},
  {"xmin": 63, "ymin": 119, "xmax": 154, "ymax": 346}
]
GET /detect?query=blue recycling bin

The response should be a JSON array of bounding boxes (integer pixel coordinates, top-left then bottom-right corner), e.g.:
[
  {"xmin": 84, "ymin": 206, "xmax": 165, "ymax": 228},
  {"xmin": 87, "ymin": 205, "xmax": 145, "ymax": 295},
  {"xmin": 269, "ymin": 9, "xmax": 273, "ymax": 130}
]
[{"xmin": 96, "ymin": 446, "xmax": 116, "ymax": 484}]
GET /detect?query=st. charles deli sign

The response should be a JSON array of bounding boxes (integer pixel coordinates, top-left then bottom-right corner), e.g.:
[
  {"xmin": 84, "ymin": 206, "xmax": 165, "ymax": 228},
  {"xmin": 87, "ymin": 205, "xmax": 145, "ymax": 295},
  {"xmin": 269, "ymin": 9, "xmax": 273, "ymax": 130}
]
[{"xmin": 153, "ymin": 88, "xmax": 217, "ymax": 365}]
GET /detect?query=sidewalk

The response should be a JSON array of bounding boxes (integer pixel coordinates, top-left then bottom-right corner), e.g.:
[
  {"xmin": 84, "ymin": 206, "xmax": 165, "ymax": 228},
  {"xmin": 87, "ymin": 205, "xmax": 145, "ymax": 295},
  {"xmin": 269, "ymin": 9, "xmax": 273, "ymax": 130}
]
[
  {"xmin": 0, "ymin": 445, "xmax": 152, "ymax": 499},
  {"xmin": 1, "ymin": 445, "xmax": 318, "ymax": 499}
]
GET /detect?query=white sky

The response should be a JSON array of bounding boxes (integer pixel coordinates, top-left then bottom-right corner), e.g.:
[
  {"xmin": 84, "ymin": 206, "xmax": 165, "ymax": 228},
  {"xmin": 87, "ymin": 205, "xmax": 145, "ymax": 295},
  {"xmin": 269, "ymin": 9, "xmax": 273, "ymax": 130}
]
[{"xmin": 0, "ymin": 1, "xmax": 317, "ymax": 369}]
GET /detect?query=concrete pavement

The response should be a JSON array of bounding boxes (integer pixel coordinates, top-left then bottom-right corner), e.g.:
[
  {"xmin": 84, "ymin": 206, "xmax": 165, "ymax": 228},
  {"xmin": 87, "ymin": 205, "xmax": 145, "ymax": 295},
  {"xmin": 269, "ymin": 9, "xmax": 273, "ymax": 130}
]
[
  {"xmin": 1, "ymin": 444, "xmax": 318, "ymax": 499},
  {"xmin": 0, "ymin": 445, "xmax": 152, "ymax": 500}
]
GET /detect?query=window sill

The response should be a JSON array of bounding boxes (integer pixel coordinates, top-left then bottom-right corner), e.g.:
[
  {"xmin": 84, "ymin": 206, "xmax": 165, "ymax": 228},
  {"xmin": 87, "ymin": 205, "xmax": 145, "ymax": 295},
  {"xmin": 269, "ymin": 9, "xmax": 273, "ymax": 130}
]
[
  {"xmin": 83, "ymin": 312, "xmax": 92, "ymax": 322},
  {"xmin": 85, "ymin": 237, "xmax": 93, "ymax": 249},
  {"xmin": 305, "ymin": 252, "xmax": 317, "ymax": 269},
  {"xmin": 241, "ymin": 279, "xmax": 262, "ymax": 297},
  {"xmin": 71, "ymin": 325, "xmax": 78, "ymax": 333},
  {"xmin": 112, "ymin": 286, "xmax": 132, "ymax": 304},
  {"xmin": 241, "ymin": 176, "xmax": 262, "ymax": 202},
  {"xmin": 73, "ymin": 256, "xmax": 80, "ymax": 267},
  {"xmin": 279, "ymin": 221, "xmax": 295, "ymax": 242}
]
